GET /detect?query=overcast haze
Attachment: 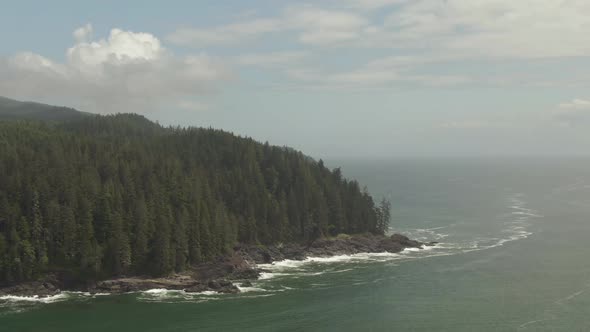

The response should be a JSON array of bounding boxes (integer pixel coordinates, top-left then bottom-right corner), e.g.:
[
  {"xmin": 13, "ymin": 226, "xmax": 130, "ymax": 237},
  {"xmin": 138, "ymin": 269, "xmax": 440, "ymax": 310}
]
[{"xmin": 1, "ymin": 0, "xmax": 590, "ymax": 159}]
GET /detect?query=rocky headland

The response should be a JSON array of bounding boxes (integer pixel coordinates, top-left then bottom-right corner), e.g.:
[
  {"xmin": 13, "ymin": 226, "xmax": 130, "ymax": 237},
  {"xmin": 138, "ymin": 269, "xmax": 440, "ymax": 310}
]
[{"xmin": 0, "ymin": 234, "xmax": 436, "ymax": 297}]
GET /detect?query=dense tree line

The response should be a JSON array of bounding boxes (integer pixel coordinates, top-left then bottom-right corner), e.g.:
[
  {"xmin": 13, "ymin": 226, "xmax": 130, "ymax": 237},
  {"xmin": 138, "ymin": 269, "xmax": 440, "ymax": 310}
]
[{"xmin": 0, "ymin": 114, "xmax": 390, "ymax": 285}]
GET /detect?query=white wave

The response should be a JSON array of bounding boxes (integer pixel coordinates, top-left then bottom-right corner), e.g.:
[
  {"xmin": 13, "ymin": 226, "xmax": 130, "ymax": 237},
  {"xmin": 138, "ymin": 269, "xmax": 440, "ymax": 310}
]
[
  {"xmin": 305, "ymin": 255, "xmax": 363, "ymax": 263},
  {"xmin": 61, "ymin": 291, "xmax": 112, "ymax": 297},
  {"xmin": 143, "ymin": 288, "xmax": 170, "ymax": 294},
  {"xmin": 136, "ymin": 288, "xmax": 225, "ymax": 303},
  {"xmin": 400, "ymin": 226, "xmax": 451, "ymax": 242},
  {"xmin": 236, "ymin": 285, "xmax": 267, "ymax": 293},
  {"xmin": 141, "ymin": 288, "xmax": 218, "ymax": 297},
  {"xmin": 258, "ymin": 272, "xmax": 296, "ymax": 280},
  {"xmin": 330, "ymin": 268, "xmax": 354, "ymax": 273},
  {"xmin": 0, "ymin": 293, "xmax": 68, "ymax": 303},
  {"xmin": 259, "ymin": 251, "xmax": 407, "ymax": 273},
  {"xmin": 239, "ymin": 294, "xmax": 276, "ymax": 299},
  {"xmin": 512, "ymin": 211, "xmax": 543, "ymax": 218},
  {"xmin": 197, "ymin": 291, "xmax": 218, "ymax": 296},
  {"xmin": 299, "ymin": 271, "xmax": 326, "ymax": 276}
]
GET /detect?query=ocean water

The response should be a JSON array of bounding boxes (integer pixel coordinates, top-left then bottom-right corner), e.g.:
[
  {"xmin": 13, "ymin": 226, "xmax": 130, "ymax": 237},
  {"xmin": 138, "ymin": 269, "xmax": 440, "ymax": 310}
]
[{"xmin": 3, "ymin": 158, "xmax": 590, "ymax": 331}]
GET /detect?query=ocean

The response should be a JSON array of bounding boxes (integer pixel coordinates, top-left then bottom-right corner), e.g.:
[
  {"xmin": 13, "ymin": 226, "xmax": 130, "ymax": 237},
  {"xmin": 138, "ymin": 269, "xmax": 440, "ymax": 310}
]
[{"xmin": 2, "ymin": 158, "xmax": 590, "ymax": 331}]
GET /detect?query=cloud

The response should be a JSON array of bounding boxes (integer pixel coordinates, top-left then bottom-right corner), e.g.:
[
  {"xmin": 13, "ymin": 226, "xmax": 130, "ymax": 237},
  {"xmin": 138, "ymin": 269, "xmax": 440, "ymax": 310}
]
[
  {"xmin": 554, "ymin": 98, "xmax": 590, "ymax": 126},
  {"xmin": 168, "ymin": 1, "xmax": 590, "ymax": 58},
  {"xmin": 176, "ymin": 100, "xmax": 209, "ymax": 112},
  {"xmin": 285, "ymin": 54, "xmax": 471, "ymax": 88},
  {"xmin": 167, "ymin": 19, "xmax": 283, "ymax": 46},
  {"xmin": 73, "ymin": 23, "xmax": 93, "ymax": 43},
  {"xmin": 0, "ymin": 25, "xmax": 231, "ymax": 114},
  {"xmin": 163, "ymin": 0, "xmax": 590, "ymax": 90},
  {"xmin": 558, "ymin": 99, "xmax": 590, "ymax": 110},
  {"xmin": 381, "ymin": 0, "xmax": 590, "ymax": 58},
  {"xmin": 167, "ymin": 6, "xmax": 370, "ymax": 47},
  {"xmin": 286, "ymin": 7, "xmax": 369, "ymax": 45},
  {"xmin": 438, "ymin": 121, "xmax": 499, "ymax": 129},
  {"xmin": 343, "ymin": 0, "xmax": 409, "ymax": 10},
  {"xmin": 232, "ymin": 51, "xmax": 308, "ymax": 68}
]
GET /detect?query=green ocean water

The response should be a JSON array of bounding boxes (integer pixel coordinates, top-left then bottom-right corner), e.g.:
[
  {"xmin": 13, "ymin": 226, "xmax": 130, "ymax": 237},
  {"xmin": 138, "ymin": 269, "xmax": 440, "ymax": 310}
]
[{"xmin": 3, "ymin": 158, "xmax": 590, "ymax": 331}]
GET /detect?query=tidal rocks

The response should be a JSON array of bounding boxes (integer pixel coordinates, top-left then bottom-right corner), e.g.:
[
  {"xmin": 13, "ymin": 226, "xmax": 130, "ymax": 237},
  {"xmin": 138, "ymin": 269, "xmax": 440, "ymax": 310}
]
[
  {"xmin": 0, "ymin": 279, "xmax": 60, "ymax": 298},
  {"xmin": 183, "ymin": 280, "xmax": 239, "ymax": 294},
  {"xmin": 238, "ymin": 233, "xmax": 427, "ymax": 265}
]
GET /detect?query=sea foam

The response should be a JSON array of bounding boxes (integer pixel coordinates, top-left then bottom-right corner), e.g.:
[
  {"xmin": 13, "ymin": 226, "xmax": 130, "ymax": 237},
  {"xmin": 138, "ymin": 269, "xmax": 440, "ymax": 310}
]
[{"xmin": 0, "ymin": 293, "xmax": 68, "ymax": 304}]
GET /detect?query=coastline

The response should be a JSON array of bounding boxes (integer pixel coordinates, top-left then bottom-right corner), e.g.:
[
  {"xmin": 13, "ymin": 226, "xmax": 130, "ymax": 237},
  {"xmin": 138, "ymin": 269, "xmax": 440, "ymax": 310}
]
[{"xmin": 0, "ymin": 234, "xmax": 436, "ymax": 298}]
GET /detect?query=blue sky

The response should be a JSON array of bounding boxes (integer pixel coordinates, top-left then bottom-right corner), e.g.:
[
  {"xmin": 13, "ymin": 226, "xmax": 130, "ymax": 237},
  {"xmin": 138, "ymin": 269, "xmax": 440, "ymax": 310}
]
[{"xmin": 1, "ymin": 0, "xmax": 590, "ymax": 158}]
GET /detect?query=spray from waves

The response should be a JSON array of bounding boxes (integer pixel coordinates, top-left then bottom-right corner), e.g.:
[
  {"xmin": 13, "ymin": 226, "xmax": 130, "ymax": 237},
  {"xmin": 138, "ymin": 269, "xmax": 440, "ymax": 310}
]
[
  {"xmin": 0, "ymin": 291, "xmax": 119, "ymax": 314},
  {"xmin": 0, "ymin": 292, "xmax": 81, "ymax": 315},
  {"xmin": 398, "ymin": 226, "xmax": 451, "ymax": 242},
  {"xmin": 137, "ymin": 289, "xmax": 222, "ymax": 303},
  {"xmin": 258, "ymin": 252, "xmax": 403, "ymax": 273},
  {"xmin": 257, "ymin": 246, "xmax": 445, "ymax": 281},
  {"xmin": 136, "ymin": 282, "xmax": 280, "ymax": 303}
]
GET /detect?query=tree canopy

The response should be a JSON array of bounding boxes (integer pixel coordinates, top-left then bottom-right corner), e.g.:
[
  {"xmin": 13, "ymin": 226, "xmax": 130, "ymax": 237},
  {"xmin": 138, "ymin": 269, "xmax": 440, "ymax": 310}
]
[{"xmin": 0, "ymin": 114, "xmax": 390, "ymax": 285}]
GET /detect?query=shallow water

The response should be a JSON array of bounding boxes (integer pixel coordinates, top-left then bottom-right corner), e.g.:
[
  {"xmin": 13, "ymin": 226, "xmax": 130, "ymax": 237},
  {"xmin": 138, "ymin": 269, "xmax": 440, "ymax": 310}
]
[{"xmin": 3, "ymin": 158, "xmax": 590, "ymax": 331}]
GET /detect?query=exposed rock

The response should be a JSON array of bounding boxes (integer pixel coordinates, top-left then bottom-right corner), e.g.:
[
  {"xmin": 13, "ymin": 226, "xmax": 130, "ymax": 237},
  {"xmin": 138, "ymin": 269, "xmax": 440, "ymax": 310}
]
[
  {"xmin": 229, "ymin": 267, "xmax": 260, "ymax": 280},
  {"xmin": 207, "ymin": 279, "xmax": 239, "ymax": 294},
  {"xmin": 92, "ymin": 275, "xmax": 195, "ymax": 293},
  {"xmin": 0, "ymin": 279, "xmax": 60, "ymax": 298},
  {"xmin": 389, "ymin": 234, "xmax": 423, "ymax": 248},
  {"xmin": 237, "ymin": 233, "xmax": 427, "ymax": 264},
  {"xmin": 184, "ymin": 283, "xmax": 209, "ymax": 293}
]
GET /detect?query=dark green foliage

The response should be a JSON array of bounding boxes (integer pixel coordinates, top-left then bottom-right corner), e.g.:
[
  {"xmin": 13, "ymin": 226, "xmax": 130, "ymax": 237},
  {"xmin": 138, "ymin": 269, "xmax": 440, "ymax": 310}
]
[
  {"xmin": 376, "ymin": 198, "xmax": 392, "ymax": 235},
  {"xmin": 0, "ymin": 114, "xmax": 387, "ymax": 285}
]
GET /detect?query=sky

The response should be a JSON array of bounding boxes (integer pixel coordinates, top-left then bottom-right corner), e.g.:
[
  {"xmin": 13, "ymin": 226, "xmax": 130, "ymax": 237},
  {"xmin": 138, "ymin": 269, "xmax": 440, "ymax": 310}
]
[{"xmin": 1, "ymin": 0, "xmax": 590, "ymax": 159}]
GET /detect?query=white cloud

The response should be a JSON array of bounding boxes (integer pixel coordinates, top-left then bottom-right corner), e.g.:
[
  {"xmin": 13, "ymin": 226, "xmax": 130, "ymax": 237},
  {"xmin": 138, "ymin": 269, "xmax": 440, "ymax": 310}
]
[
  {"xmin": 168, "ymin": 0, "xmax": 590, "ymax": 58},
  {"xmin": 68, "ymin": 28, "xmax": 163, "ymax": 68},
  {"xmin": 73, "ymin": 23, "xmax": 93, "ymax": 43},
  {"xmin": 163, "ymin": 0, "xmax": 590, "ymax": 90},
  {"xmin": 285, "ymin": 54, "xmax": 471, "ymax": 88},
  {"xmin": 558, "ymin": 99, "xmax": 590, "ymax": 110},
  {"xmin": 286, "ymin": 7, "xmax": 369, "ymax": 45},
  {"xmin": 167, "ymin": 19, "xmax": 283, "ymax": 46},
  {"xmin": 232, "ymin": 51, "xmax": 308, "ymax": 68},
  {"xmin": 382, "ymin": 0, "xmax": 590, "ymax": 58},
  {"xmin": 438, "ymin": 121, "xmax": 500, "ymax": 129},
  {"xmin": 168, "ymin": 6, "xmax": 370, "ymax": 47},
  {"xmin": 0, "ymin": 25, "xmax": 231, "ymax": 114},
  {"xmin": 554, "ymin": 98, "xmax": 590, "ymax": 126},
  {"xmin": 176, "ymin": 100, "xmax": 209, "ymax": 112},
  {"xmin": 344, "ymin": 0, "xmax": 409, "ymax": 10}
]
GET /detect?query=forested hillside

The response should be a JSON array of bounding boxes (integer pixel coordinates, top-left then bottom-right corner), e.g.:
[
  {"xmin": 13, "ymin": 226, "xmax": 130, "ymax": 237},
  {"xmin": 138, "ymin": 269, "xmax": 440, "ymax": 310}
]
[
  {"xmin": 0, "ymin": 113, "xmax": 390, "ymax": 285},
  {"xmin": 0, "ymin": 96, "xmax": 89, "ymax": 122}
]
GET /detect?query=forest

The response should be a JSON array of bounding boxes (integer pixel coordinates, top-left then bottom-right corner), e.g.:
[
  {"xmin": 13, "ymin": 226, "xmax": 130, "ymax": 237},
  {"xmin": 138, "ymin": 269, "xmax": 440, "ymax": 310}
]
[{"xmin": 0, "ymin": 113, "xmax": 390, "ymax": 285}]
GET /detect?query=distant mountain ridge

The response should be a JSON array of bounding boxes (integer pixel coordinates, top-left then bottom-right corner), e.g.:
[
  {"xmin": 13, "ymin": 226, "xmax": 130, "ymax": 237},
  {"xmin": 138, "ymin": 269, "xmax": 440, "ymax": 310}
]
[{"xmin": 0, "ymin": 96, "xmax": 90, "ymax": 121}]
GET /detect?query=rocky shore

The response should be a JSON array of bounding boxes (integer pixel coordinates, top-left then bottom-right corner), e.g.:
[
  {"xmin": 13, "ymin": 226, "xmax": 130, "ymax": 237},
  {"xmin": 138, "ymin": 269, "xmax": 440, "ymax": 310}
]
[{"xmin": 0, "ymin": 233, "xmax": 435, "ymax": 298}]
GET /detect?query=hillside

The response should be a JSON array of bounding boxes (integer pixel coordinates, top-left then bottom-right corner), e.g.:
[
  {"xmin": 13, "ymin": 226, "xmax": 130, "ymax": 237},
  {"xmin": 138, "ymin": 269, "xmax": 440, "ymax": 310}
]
[
  {"xmin": 0, "ymin": 96, "xmax": 89, "ymax": 122},
  {"xmin": 0, "ymin": 105, "xmax": 390, "ymax": 286}
]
